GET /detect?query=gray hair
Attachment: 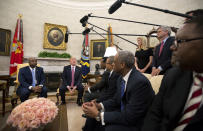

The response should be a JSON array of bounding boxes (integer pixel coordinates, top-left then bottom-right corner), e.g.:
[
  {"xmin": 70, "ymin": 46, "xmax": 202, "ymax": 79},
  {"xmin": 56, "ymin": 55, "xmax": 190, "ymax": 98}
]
[
  {"xmin": 117, "ymin": 51, "xmax": 135, "ymax": 69},
  {"xmin": 108, "ymin": 56, "xmax": 115, "ymax": 64},
  {"xmin": 158, "ymin": 26, "xmax": 171, "ymax": 36}
]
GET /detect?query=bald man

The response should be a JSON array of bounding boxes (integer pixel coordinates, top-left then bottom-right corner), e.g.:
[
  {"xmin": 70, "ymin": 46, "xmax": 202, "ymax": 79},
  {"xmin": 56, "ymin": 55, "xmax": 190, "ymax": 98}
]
[{"xmin": 16, "ymin": 57, "xmax": 47, "ymax": 102}]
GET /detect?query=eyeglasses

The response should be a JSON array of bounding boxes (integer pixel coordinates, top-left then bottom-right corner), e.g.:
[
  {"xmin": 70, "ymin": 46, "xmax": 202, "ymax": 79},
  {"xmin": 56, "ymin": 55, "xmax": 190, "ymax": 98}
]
[{"xmin": 174, "ymin": 37, "xmax": 203, "ymax": 47}]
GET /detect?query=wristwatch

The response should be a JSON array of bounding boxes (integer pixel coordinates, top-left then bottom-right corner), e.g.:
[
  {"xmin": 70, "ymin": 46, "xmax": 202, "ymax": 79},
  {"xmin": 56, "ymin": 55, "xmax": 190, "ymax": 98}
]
[{"xmin": 95, "ymin": 111, "xmax": 101, "ymax": 121}]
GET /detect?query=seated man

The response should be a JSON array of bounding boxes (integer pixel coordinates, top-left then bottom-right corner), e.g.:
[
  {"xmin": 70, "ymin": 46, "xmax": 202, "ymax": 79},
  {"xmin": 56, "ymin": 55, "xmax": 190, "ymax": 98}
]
[
  {"xmin": 82, "ymin": 56, "xmax": 120, "ymax": 131},
  {"xmin": 82, "ymin": 51, "xmax": 155, "ymax": 131},
  {"xmin": 83, "ymin": 57, "xmax": 109, "ymax": 103},
  {"xmin": 16, "ymin": 57, "xmax": 47, "ymax": 102},
  {"xmin": 59, "ymin": 57, "xmax": 84, "ymax": 106}
]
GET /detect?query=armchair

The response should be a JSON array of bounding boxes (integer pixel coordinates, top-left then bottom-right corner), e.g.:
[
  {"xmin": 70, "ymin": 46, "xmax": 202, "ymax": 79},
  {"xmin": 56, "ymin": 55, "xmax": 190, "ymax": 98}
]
[{"xmin": 11, "ymin": 63, "xmax": 40, "ymax": 107}]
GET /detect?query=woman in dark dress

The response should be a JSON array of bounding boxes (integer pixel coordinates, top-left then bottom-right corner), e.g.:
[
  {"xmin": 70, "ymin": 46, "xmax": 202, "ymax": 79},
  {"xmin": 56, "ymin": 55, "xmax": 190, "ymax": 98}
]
[{"xmin": 135, "ymin": 37, "xmax": 153, "ymax": 74}]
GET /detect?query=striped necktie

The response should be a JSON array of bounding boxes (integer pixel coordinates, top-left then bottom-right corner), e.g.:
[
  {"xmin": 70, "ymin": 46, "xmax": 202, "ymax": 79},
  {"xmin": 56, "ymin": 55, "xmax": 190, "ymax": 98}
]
[
  {"xmin": 174, "ymin": 75, "xmax": 203, "ymax": 131},
  {"xmin": 121, "ymin": 79, "xmax": 125, "ymax": 111}
]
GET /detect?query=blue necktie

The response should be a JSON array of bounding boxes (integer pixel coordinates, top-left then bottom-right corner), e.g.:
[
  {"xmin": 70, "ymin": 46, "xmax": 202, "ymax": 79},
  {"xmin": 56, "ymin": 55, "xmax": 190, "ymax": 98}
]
[
  {"xmin": 31, "ymin": 69, "xmax": 35, "ymax": 87},
  {"xmin": 121, "ymin": 79, "xmax": 125, "ymax": 110}
]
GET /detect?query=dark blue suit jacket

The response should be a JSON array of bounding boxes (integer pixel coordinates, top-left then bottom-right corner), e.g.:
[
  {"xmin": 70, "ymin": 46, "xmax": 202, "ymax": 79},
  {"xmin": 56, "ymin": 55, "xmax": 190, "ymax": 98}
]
[
  {"xmin": 18, "ymin": 66, "xmax": 45, "ymax": 89},
  {"xmin": 152, "ymin": 37, "xmax": 175, "ymax": 74},
  {"xmin": 142, "ymin": 67, "xmax": 203, "ymax": 131},
  {"xmin": 102, "ymin": 67, "xmax": 155, "ymax": 130},
  {"xmin": 61, "ymin": 65, "xmax": 82, "ymax": 88},
  {"xmin": 97, "ymin": 71, "xmax": 120, "ymax": 103}
]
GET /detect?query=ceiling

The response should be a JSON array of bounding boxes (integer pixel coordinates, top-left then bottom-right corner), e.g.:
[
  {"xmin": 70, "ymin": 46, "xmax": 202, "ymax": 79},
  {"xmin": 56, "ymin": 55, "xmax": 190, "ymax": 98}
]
[{"xmin": 36, "ymin": 0, "xmax": 139, "ymax": 10}]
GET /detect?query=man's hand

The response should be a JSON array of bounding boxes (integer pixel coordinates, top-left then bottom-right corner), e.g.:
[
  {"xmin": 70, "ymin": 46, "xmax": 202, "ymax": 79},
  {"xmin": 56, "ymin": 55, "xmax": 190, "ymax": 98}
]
[
  {"xmin": 84, "ymin": 85, "xmax": 89, "ymax": 91},
  {"xmin": 32, "ymin": 86, "xmax": 42, "ymax": 93},
  {"xmin": 73, "ymin": 86, "xmax": 77, "ymax": 90},
  {"xmin": 91, "ymin": 100, "xmax": 102, "ymax": 110},
  {"xmin": 82, "ymin": 102, "xmax": 99, "ymax": 118},
  {"xmin": 67, "ymin": 86, "xmax": 72, "ymax": 93},
  {"xmin": 151, "ymin": 68, "xmax": 161, "ymax": 76}
]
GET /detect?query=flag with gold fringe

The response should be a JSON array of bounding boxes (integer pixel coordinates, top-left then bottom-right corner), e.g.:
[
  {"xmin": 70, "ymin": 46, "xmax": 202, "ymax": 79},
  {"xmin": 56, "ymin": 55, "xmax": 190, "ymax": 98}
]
[
  {"xmin": 107, "ymin": 24, "xmax": 114, "ymax": 46},
  {"xmin": 80, "ymin": 33, "xmax": 90, "ymax": 79},
  {"xmin": 9, "ymin": 15, "xmax": 24, "ymax": 76}
]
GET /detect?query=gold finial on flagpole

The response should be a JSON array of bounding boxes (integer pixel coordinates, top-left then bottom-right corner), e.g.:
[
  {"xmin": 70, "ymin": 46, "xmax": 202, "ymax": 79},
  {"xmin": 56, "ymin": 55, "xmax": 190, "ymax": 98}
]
[
  {"xmin": 85, "ymin": 24, "xmax": 88, "ymax": 28},
  {"xmin": 18, "ymin": 14, "xmax": 23, "ymax": 19}
]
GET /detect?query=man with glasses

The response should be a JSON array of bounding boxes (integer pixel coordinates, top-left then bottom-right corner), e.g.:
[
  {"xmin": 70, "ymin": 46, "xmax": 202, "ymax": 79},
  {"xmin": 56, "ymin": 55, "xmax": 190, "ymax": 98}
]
[
  {"xmin": 82, "ymin": 56, "xmax": 120, "ymax": 131},
  {"xmin": 142, "ymin": 13, "xmax": 203, "ymax": 131}
]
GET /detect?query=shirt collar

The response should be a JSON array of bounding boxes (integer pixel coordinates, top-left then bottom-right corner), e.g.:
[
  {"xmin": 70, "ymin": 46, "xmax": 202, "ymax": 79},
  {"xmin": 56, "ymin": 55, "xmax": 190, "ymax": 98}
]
[
  {"xmin": 193, "ymin": 72, "xmax": 203, "ymax": 78},
  {"xmin": 123, "ymin": 69, "xmax": 133, "ymax": 83},
  {"xmin": 29, "ymin": 66, "xmax": 36, "ymax": 71},
  {"xmin": 71, "ymin": 65, "xmax": 75, "ymax": 69},
  {"xmin": 162, "ymin": 36, "xmax": 169, "ymax": 44}
]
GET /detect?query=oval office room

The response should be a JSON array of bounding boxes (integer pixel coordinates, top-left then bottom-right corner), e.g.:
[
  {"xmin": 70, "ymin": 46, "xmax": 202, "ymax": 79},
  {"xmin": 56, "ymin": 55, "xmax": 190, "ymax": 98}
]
[{"xmin": 0, "ymin": 0, "xmax": 203, "ymax": 131}]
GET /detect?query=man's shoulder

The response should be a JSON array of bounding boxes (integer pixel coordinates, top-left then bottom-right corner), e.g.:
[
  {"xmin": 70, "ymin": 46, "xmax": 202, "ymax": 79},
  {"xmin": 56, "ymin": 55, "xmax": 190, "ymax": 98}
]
[
  {"xmin": 166, "ymin": 36, "xmax": 175, "ymax": 43},
  {"xmin": 163, "ymin": 67, "xmax": 192, "ymax": 82},
  {"xmin": 20, "ymin": 66, "xmax": 29, "ymax": 71}
]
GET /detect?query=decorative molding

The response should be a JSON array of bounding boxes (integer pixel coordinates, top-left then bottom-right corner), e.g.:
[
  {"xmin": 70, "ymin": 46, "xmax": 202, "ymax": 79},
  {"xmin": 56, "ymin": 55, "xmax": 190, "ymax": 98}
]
[{"xmin": 35, "ymin": 0, "xmax": 141, "ymax": 10}]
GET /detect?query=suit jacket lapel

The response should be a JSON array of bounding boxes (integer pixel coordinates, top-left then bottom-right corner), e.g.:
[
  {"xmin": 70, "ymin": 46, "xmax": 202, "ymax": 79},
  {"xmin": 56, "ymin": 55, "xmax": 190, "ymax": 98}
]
[
  {"xmin": 170, "ymin": 72, "xmax": 193, "ymax": 123},
  {"xmin": 26, "ymin": 66, "xmax": 32, "ymax": 80},
  {"xmin": 122, "ymin": 68, "xmax": 135, "ymax": 101}
]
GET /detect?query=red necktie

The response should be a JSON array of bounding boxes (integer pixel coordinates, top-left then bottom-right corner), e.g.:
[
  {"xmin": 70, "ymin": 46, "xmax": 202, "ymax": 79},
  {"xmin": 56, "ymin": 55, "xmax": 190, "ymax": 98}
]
[
  {"xmin": 159, "ymin": 41, "xmax": 164, "ymax": 56},
  {"xmin": 174, "ymin": 75, "xmax": 203, "ymax": 131},
  {"xmin": 71, "ymin": 67, "xmax": 75, "ymax": 87}
]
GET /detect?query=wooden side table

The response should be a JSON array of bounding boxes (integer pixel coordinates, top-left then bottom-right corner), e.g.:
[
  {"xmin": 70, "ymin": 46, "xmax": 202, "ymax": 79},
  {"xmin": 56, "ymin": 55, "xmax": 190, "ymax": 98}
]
[{"xmin": 0, "ymin": 80, "xmax": 7, "ymax": 116}]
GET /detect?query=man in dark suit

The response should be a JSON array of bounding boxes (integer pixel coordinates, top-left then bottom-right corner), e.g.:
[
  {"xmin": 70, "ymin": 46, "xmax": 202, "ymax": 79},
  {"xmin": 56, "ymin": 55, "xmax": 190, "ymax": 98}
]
[
  {"xmin": 142, "ymin": 14, "xmax": 203, "ymax": 131},
  {"xmin": 83, "ymin": 56, "xmax": 120, "ymax": 131},
  {"xmin": 59, "ymin": 57, "xmax": 84, "ymax": 106},
  {"xmin": 83, "ymin": 56, "xmax": 120, "ymax": 103},
  {"xmin": 16, "ymin": 57, "xmax": 47, "ymax": 102},
  {"xmin": 151, "ymin": 26, "xmax": 175, "ymax": 76},
  {"xmin": 83, "ymin": 57, "xmax": 109, "ymax": 102},
  {"xmin": 82, "ymin": 51, "xmax": 154, "ymax": 131},
  {"xmin": 96, "ymin": 56, "xmax": 120, "ymax": 103}
]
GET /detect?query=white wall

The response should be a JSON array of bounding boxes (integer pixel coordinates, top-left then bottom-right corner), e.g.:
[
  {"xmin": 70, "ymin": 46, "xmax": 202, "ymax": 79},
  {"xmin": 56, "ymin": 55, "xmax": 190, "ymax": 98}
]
[{"xmin": 0, "ymin": 0, "xmax": 203, "ymax": 74}]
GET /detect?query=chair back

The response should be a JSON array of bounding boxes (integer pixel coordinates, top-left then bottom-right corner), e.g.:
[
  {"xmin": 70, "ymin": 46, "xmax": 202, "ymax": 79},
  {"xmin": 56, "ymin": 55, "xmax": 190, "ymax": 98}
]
[
  {"xmin": 15, "ymin": 63, "xmax": 40, "ymax": 84},
  {"xmin": 143, "ymin": 73, "xmax": 163, "ymax": 94}
]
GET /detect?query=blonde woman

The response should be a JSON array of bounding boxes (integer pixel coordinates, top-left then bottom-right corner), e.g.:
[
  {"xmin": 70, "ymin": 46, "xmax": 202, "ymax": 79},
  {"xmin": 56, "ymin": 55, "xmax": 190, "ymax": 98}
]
[{"xmin": 135, "ymin": 37, "xmax": 153, "ymax": 73}]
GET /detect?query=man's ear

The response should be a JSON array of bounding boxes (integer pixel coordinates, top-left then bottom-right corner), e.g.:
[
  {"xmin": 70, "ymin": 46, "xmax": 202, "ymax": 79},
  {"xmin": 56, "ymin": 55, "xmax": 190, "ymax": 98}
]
[{"xmin": 120, "ymin": 62, "xmax": 125, "ymax": 69}]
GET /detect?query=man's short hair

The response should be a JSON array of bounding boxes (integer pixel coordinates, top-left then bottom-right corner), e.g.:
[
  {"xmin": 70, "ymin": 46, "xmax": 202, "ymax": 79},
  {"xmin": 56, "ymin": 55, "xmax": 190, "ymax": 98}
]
[
  {"xmin": 186, "ymin": 9, "xmax": 203, "ymax": 16},
  {"xmin": 108, "ymin": 56, "xmax": 114, "ymax": 64},
  {"xmin": 102, "ymin": 57, "xmax": 108, "ymax": 63},
  {"xmin": 158, "ymin": 26, "xmax": 172, "ymax": 36},
  {"xmin": 185, "ymin": 15, "xmax": 203, "ymax": 32},
  {"xmin": 117, "ymin": 51, "xmax": 135, "ymax": 69}
]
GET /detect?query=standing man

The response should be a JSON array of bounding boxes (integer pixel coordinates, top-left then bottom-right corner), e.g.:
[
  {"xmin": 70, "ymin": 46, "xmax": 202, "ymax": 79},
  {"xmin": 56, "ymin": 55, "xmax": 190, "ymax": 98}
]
[
  {"xmin": 60, "ymin": 57, "xmax": 84, "ymax": 106},
  {"xmin": 151, "ymin": 26, "xmax": 175, "ymax": 76},
  {"xmin": 82, "ymin": 51, "xmax": 154, "ymax": 131},
  {"xmin": 17, "ymin": 57, "xmax": 47, "ymax": 102},
  {"xmin": 142, "ymin": 14, "xmax": 203, "ymax": 131}
]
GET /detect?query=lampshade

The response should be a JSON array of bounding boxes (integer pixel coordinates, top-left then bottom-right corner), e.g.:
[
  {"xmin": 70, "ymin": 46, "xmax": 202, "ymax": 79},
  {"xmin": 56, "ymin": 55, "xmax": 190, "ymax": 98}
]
[{"xmin": 104, "ymin": 46, "xmax": 117, "ymax": 57}]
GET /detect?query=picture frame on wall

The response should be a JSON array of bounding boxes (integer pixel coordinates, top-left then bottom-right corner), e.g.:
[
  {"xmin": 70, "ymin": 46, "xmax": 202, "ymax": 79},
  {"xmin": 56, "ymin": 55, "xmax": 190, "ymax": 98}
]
[
  {"xmin": 43, "ymin": 23, "xmax": 67, "ymax": 50},
  {"xmin": 90, "ymin": 39, "xmax": 108, "ymax": 60},
  {"xmin": 0, "ymin": 28, "xmax": 11, "ymax": 56}
]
